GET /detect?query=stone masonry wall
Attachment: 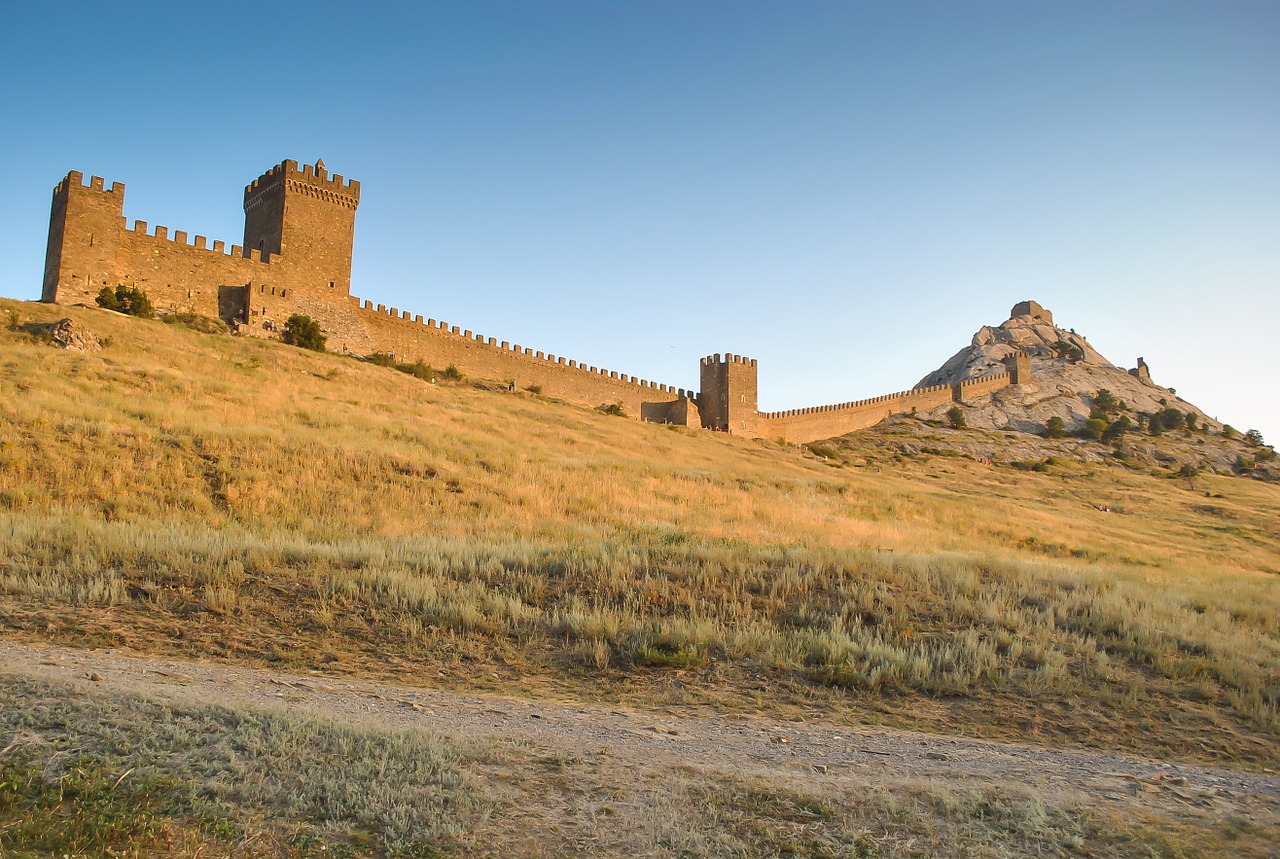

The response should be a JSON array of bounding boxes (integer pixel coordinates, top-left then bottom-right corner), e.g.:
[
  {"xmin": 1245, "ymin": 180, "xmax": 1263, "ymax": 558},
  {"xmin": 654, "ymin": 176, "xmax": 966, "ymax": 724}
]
[
  {"xmin": 952, "ymin": 371, "xmax": 1011, "ymax": 403},
  {"xmin": 348, "ymin": 300, "xmax": 698, "ymax": 419},
  {"xmin": 758, "ymin": 383, "xmax": 958, "ymax": 444},
  {"xmin": 44, "ymin": 172, "xmax": 270, "ymax": 318}
]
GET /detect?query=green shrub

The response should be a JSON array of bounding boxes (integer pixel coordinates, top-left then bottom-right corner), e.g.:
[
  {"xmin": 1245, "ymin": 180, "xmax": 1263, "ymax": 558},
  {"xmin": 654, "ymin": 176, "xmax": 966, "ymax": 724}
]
[
  {"xmin": 1246, "ymin": 429, "xmax": 1265, "ymax": 446},
  {"xmin": 95, "ymin": 285, "xmax": 154, "ymax": 318},
  {"xmin": 946, "ymin": 406, "xmax": 966, "ymax": 429},
  {"xmin": 1156, "ymin": 407, "xmax": 1184, "ymax": 431},
  {"xmin": 1044, "ymin": 416, "xmax": 1066, "ymax": 439},
  {"xmin": 525, "ymin": 384, "xmax": 543, "ymax": 395},
  {"xmin": 1052, "ymin": 340, "xmax": 1085, "ymax": 362},
  {"xmin": 1092, "ymin": 389, "xmax": 1119, "ymax": 414},
  {"xmin": 281, "ymin": 315, "xmax": 327, "ymax": 351},
  {"xmin": 1184, "ymin": 412, "xmax": 1198, "ymax": 432},
  {"xmin": 1102, "ymin": 416, "xmax": 1131, "ymax": 443},
  {"xmin": 441, "ymin": 364, "xmax": 464, "ymax": 381},
  {"xmin": 365, "ymin": 351, "xmax": 397, "ymax": 367},
  {"xmin": 397, "ymin": 361, "xmax": 436, "ymax": 381},
  {"xmin": 599, "ymin": 402, "xmax": 626, "ymax": 417},
  {"xmin": 1080, "ymin": 418, "xmax": 1108, "ymax": 440}
]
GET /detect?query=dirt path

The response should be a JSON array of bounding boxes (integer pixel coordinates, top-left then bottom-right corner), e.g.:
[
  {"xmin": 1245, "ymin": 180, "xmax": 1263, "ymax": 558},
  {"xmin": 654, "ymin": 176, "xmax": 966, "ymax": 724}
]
[{"xmin": 3, "ymin": 640, "xmax": 1276, "ymax": 828}]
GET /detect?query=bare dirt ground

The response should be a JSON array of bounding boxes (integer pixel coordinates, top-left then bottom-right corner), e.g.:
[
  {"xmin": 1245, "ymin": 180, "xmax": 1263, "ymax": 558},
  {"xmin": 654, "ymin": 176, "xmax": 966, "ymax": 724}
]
[{"xmin": 3, "ymin": 639, "xmax": 1277, "ymax": 835}]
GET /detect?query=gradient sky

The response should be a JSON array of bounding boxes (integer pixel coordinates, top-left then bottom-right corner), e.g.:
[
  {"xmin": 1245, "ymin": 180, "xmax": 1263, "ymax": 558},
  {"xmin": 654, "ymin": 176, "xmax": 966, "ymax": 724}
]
[{"xmin": 3, "ymin": 1, "xmax": 1277, "ymax": 441}]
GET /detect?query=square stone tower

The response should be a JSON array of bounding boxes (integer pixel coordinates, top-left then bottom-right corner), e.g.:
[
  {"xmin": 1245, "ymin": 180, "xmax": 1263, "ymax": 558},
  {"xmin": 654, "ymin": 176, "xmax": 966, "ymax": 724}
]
[
  {"xmin": 42, "ymin": 173, "xmax": 127, "ymax": 305},
  {"xmin": 698, "ymin": 353, "xmax": 759, "ymax": 434},
  {"xmin": 243, "ymin": 158, "xmax": 360, "ymax": 298}
]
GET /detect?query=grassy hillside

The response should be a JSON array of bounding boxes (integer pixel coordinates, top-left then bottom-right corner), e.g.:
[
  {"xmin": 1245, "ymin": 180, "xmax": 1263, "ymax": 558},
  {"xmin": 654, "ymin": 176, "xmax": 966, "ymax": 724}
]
[{"xmin": 2, "ymin": 297, "xmax": 1279, "ymax": 772}]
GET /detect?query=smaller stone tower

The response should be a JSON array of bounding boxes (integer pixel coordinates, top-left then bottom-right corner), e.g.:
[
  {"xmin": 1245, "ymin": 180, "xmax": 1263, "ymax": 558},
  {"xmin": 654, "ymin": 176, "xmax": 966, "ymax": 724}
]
[
  {"xmin": 1129, "ymin": 357, "xmax": 1152, "ymax": 385},
  {"xmin": 42, "ymin": 172, "xmax": 127, "ymax": 305},
  {"xmin": 1002, "ymin": 351, "xmax": 1031, "ymax": 384},
  {"xmin": 698, "ymin": 353, "xmax": 759, "ymax": 434}
]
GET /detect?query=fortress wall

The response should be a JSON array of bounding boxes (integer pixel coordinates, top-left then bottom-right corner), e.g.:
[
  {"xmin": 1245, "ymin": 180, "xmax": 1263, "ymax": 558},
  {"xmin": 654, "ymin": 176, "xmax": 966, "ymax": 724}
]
[
  {"xmin": 755, "ymin": 383, "xmax": 955, "ymax": 444},
  {"xmin": 346, "ymin": 300, "xmax": 695, "ymax": 419},
  {"xmin": 952, "ymin": 372, "xmax": 1011, "ymax": 402},
  {"xmin": 44, "ymin": 171, "xmax": 270, "ymax": 320},
  {"xmin": 757, "ymin": 400, "xmax": 895, "ymax": 443},
  {"xmin": 116, "ymin": 221, "xmax": 268, "ymax": 318}
]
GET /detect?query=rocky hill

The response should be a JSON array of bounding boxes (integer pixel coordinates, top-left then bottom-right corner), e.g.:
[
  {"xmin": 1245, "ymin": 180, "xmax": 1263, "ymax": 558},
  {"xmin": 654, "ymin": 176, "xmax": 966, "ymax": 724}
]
[
  {"xmin": 897, "ymin": 301, "xmax": 1276, "ymax": 479},
  {"xmin": 916, "ymin": 301, "xmax": 1206, "ymax": 431}
]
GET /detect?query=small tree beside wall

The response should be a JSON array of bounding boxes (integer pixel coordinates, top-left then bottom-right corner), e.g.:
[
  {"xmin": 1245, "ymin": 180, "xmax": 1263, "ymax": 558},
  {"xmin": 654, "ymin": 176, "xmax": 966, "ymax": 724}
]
[
  {"xmin": 282, "ymin": 315, "xmax": 327, "ymax": 351},
  {"xmin": 96, "ymin": 284, "xmax": 154, "ymax": 318}
]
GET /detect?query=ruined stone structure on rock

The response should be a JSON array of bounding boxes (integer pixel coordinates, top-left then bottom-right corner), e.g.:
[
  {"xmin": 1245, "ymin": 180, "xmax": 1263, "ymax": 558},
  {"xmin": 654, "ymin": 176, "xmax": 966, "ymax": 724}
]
[
  {"xmin": 42, "ymin": 159, "xmax": 1034, "ymax": 444},
  {"xmin": 1011, "ymin": 300, "xmax": 1053, "ymax": 325},
  {"xmin": 1129, "ymin": 357, "xmax": 1153, "ymax": 385}
]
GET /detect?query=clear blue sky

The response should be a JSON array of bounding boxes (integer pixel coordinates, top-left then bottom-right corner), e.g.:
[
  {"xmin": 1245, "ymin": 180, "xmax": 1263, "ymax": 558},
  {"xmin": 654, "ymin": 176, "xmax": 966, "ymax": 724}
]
[{"xmin": 3, "ymin": 1, "xmax": 1277, "ymax": 441}]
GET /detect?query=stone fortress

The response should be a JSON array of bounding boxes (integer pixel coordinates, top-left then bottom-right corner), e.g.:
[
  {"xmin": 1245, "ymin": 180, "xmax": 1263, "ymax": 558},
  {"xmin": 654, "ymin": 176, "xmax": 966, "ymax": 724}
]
[{"xmin": 42, "ymin": 158, "xmax": 1033, "ymax": 444}]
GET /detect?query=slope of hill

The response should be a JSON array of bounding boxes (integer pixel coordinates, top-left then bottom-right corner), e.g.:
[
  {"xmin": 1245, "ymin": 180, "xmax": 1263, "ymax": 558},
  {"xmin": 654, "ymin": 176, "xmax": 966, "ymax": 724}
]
[{"xmin": 2, "ymin": 297, "xmax": 1279, "ymax": 856}]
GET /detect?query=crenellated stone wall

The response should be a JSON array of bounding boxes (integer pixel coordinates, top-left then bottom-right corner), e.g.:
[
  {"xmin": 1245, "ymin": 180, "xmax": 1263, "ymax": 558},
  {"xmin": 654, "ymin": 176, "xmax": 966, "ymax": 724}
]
[{"xmin": 42, "ymin": 158, "xmax": 1034, "ymax": 442}]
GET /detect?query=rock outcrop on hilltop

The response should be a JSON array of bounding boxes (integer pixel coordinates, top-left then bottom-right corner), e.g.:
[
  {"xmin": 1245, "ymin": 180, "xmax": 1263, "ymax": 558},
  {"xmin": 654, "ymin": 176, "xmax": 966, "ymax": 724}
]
[{"xmin": 914, "ymin": 302, "xmax": 1214, "ymax": 436}]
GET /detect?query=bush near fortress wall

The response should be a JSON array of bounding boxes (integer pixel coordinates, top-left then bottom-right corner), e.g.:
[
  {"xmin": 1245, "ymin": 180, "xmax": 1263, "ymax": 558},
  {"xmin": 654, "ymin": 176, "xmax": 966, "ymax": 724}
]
[
  {"xmin": 95, "ymin": 285, "xmax": 153, "ymax": 319},
  {"xmin": 282, "ymin": 314, "xmax": 326, "ymax": 352}
]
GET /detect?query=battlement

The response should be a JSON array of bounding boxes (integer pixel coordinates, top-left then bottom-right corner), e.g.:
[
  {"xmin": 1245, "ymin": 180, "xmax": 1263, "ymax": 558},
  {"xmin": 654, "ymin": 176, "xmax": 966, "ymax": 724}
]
[
  {"xmin": 349, "ymin": 295, "xmax": 691, "ymax": 398},
  {"xmin": 244, "ymin": 158, "xmax": 360, "ymax": 210},
  {"xmin": 124, "ymin": 218, "xmax": 266, "ymax": 262},
  {"xmin": 956, "ymin": 371, "xmax": 1009, "ymax": 388},
  {"xmin": 759, "ymin": 383, "xmax": 954, "ymax": 419},
  {"xmin": 53, "ymin": 171, "xmax": 125, "ymax": 201},
  {"xmin": 700, "ymin": 353, "xmax": 758, "ymax": 368}
]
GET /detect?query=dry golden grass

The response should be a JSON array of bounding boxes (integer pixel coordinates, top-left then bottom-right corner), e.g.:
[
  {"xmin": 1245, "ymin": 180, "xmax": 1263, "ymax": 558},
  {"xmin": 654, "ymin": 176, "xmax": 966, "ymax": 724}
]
[
  {"xmin": 2, "ymin": 298, "xmax": 1279, "ymax": 769},
  {"xmin": 11, "ymin": 673, "xmax": 1265, "ymax": 859}
]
